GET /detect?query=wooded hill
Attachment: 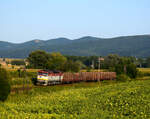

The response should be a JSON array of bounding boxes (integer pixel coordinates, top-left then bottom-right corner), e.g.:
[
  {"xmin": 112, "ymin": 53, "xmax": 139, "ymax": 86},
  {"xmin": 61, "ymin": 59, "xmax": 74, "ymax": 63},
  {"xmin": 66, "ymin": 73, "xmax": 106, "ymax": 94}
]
[{"xmin": 0, "ymin": 35, "xmax": 150, "ymax": 58}]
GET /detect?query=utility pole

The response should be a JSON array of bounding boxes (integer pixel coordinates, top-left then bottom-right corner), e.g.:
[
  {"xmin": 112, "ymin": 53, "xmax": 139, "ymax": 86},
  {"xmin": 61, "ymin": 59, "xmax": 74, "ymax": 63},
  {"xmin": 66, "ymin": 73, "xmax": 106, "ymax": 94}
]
[
  {"xmin": 98, "ymin": 57, "xmax": 101, "ymax": 72},
  {"xmin": 98, "ymin": 57, "xmax": 104, "ymax": 71},
  {"xmin": 92, "ymin": 60, "xmax": 95, "ymax": 69},
  {"xmin": 97, "ymin": 57, "xmax": 101, "ymax": 85},
  {"xmin": 97, "ymin": 57, "xmax": 104, "ymax": 85}
]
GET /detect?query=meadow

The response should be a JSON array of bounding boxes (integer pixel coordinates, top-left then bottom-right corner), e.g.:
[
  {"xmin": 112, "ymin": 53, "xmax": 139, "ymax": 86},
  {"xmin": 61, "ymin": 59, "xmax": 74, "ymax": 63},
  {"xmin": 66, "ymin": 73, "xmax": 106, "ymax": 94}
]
[{"xmin": 0, "ymin": 80, "xmax": 150, "ymax": 119}]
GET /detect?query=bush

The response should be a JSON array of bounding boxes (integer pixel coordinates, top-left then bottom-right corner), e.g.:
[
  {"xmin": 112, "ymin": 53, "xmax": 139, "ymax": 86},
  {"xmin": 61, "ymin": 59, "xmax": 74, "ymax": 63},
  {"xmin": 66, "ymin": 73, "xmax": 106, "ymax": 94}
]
[
  {"xmin": 0, "ymin": 68, "xmax": 11, "ymax": 101},
  {"xmin": 116, "ymin": 74, "xmax": 131, "ymax": 82},
  {"xmin": 126, "ymin": 64, "xmax": 138, "ymax": 78}
]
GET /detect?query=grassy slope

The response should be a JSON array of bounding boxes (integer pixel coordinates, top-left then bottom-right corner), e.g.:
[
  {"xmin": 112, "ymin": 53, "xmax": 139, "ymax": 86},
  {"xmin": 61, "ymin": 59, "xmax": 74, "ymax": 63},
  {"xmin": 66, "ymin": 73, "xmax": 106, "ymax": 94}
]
[{"xmin": 0, "ymin": 80, "xmax": 150, "ymax": 119}]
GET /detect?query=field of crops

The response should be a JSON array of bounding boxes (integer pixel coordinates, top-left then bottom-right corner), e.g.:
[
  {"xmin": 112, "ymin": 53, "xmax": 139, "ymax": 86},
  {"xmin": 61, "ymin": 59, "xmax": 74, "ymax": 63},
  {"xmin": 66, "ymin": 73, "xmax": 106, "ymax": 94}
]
[
  {"xmin": 138, "ymin": 68, "xmax": 150, "ymax": 73},
  {"xmin": 0, "ymin": 80, "xmax": 150, "ymax": 119}
]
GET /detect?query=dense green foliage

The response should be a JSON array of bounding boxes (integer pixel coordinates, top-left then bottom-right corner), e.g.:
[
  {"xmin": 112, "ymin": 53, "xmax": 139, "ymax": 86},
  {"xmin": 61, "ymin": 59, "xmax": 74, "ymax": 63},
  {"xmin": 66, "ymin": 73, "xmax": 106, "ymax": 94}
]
[
  {"xmin": 145, "ymin": 57, "xmax": 150, "ymax": 67},
  {"xmin": 46, "ymin": 52, "xmax": 67, "ymax": 71},
  {"xmin": 27, "ymin": 50, "xmax": 139, "ymax": 76},
  {"xmin": 27, "ymin": 50, "xmax": 50, "ymax": 69},
  {"xmin": 65, "ymin": 55, "xmax": 100, "ymax": 70},
  {"xmin": 63, "ymin": 60, "xmax": 82, "ymax": 72},
  {"xmin": 126, "ymin": 64, "xmax": 138, "ymax": 78},
  {"xmin": 0, "ymin": 80, "xmax": 150, "ymax": 118},
  {"xmin": 99, "ymin": 54, "xmax": 138, "ymax": 78},
  {"xmin": 0, "ymin": 68, "xmax": 11, "ymax": 101},
  {"xmin": 0, "ymin": 35, "xmax": 150, "ymax": 58},
  {"xmin": 101, "ymin": 54, "xmax": 121, "ymax": 69},
  {"xmin": 27, "ymin": 51, "xmax": 82, "ymax": 72},
  {"xmin": 8, "ymin": 69, "xmax": 36, "ymax": 87}
]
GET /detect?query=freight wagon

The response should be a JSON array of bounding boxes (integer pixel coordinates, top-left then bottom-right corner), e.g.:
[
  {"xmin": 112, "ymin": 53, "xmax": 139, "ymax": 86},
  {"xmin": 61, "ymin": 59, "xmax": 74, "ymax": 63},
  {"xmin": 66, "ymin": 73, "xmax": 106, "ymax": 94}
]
[{"xmin": 37, "ymin": 70, "xmax": 116, "ymax": 86}]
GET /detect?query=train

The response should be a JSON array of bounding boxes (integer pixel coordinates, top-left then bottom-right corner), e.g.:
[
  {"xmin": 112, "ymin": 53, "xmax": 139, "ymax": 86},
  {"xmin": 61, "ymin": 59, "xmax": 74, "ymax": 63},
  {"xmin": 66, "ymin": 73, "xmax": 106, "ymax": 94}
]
[{"xmin": 37, "ymin": 70, "xmax": 116, "ymax": 86}]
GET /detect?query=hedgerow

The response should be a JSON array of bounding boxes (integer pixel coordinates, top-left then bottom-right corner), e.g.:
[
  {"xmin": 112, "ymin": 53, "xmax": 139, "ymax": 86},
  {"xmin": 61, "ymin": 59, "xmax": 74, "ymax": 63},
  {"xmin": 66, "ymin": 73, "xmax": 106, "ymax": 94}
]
[{"xmin": 0, "ymin": 68, "xmax": 11, "ymax": 101}]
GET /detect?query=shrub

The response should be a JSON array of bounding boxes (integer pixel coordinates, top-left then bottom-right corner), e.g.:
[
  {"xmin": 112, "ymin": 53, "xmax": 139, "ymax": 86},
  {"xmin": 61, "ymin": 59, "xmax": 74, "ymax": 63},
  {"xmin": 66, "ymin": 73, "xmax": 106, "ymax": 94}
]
[
  {"xmin": 116, "ymin": 74, "xmax": 131, "ymax": 82},
  {"xmin": 0, "ymin": 68, "xmax": 11, "ymax": 101},
  {"xmin": 126, "ymin": 64, "xmax": 138, "ymax": 78}
]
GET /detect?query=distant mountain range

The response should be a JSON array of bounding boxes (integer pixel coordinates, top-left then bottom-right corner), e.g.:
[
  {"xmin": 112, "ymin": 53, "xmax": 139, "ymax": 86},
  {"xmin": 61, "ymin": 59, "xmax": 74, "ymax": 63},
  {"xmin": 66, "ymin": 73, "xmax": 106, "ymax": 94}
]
[{"xmin": 0, "ymin": 35, "xmax": 150, "ymax": 58}]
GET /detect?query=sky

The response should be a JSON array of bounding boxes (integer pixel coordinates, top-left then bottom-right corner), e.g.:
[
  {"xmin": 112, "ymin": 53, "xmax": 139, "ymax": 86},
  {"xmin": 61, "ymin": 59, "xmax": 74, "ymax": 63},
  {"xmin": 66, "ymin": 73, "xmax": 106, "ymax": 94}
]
[{"xmin": 0, "ymin": 0, "xmax": 150, "ymax": 43}]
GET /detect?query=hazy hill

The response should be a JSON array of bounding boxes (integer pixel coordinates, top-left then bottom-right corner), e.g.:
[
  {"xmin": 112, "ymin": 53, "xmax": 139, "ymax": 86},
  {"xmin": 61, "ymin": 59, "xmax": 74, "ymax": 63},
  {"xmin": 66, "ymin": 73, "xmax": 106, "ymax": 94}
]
[{"xmin": 0, "ymin": 35, "xmax": 150, "ymax": 58}]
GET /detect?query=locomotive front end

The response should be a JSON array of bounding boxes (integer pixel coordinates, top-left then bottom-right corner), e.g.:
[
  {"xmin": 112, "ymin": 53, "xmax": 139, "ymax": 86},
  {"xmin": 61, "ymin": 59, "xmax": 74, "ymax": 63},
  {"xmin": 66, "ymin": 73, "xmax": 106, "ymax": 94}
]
[
  {"xmin": 37, "ymin": 70, "xmax": 49, "ymax": 86},
  {"xmin": 37, "ymin": 70, "xmax": 63, "ymax": 86}
]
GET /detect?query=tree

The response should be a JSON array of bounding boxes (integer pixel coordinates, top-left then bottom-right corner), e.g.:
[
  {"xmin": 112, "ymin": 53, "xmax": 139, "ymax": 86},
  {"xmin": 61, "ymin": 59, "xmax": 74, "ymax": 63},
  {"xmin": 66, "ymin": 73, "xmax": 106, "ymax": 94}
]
[
  {"xmin": 27, "ymin": 50, "xmax": 50, "ymax": 69},
  {"xmin": 65, "ymin": 55, "xmax": 99, "ymax": 69},
  {"xmin": 104, "ymin": 55, "xmax": 138, "ymax": 78},
  {"xmin": 115, "ymin": 64, "xmax": 124, "ymax": 75},
  {"xmin": 63, "ymin": 60, "xmax": 82, "ymax": 72},
  {"xmin": 146, "ymin": 57, "xmax": 150, "ymax": 68},
  {"xmin": 46, "ymin": 52, "xmax": 67, "ymax": 71},
  {"xmin": 126, "ymin": 64, "xmax": 138, "ymax": 78},
  {"xmin": 0, "ymin": 68, "xmax": 11, "ymax": 101},
  {"xmin": 137, "ymin": 58, "xmax": 147, "ymax": 68},
  {"xmin": 102, "ymin": 54, "xmax": 120, "ymax": 69},
  {"xmin": 114, "ymin": 57, "xmax": 138, "ymax": 78}
]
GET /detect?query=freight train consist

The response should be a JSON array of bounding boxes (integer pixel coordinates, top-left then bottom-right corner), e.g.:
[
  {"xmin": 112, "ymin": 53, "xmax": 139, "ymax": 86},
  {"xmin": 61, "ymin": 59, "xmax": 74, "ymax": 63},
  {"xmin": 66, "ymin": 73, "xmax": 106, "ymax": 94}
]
[{"xmin": 37, "ymin": 70, "xmax": 116, "ymax": 86}]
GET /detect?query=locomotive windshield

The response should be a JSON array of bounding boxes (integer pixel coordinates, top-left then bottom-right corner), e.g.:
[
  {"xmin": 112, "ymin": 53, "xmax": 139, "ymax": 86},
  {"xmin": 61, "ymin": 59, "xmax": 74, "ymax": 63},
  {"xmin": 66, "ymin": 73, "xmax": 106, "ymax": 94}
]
[{"xmin": 38, "ymin": 72, "xmax": 48, "ymax": 76}]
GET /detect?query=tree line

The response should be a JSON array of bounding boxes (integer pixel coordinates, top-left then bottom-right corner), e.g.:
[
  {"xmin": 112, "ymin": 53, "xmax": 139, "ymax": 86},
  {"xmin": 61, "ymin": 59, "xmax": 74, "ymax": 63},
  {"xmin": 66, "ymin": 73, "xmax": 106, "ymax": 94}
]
[
  {"xmin": 27, "ymin": 50, "xmax": 82, "ymax": 72},
  {"xmin": 26, "ymin": 50, "xmax": 138, "ymax": 78},
  {"xmin": 2, "ymin": 51, "xmax": 150, "ymax": 69}
]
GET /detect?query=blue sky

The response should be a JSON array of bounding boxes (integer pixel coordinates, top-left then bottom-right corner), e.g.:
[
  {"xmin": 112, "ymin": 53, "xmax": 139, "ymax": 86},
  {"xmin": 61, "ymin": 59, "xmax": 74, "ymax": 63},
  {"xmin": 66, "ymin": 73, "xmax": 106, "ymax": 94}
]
[{"xmin": 0, "ymin": 0, "xmax": 150, "ymax": 43}]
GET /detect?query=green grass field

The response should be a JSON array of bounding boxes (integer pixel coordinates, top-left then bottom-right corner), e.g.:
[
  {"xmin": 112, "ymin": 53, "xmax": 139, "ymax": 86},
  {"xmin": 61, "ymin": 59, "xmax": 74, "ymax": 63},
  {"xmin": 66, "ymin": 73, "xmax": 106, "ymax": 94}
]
[{"xmin": 0, "ymin": 80, "xmax": 150, "ymax": 119}]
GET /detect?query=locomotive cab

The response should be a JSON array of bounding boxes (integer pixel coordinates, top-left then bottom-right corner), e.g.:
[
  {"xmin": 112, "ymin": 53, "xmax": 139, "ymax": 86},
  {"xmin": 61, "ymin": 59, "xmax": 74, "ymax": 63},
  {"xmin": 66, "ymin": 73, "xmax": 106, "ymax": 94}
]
[
  {"xmin": 37, "ymin": 70, "xmax": 63, "ymax": 86},
  {"xmin": 37, "ymin": 70, "xmax": 49, "ymax": 86}
]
